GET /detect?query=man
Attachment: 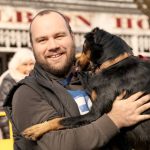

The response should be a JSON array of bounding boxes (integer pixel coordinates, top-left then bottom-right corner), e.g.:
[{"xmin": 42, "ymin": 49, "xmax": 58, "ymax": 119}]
[{"xmin": 4, "ymin": 10, "xmax": 150, "ymax": 150}]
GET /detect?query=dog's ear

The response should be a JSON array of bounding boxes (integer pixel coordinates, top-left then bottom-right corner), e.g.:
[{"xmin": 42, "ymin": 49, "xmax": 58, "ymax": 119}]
[
  {"xmin": 90, "ymin": 28, "xmax": 133, "ymax": 63},
  {"xmin": 93, "ymin": 29, "xmax": 112, "ymax": 45},
  {"xmin": 84, "ymin": 28, "xmax": 103, "ymax": 64},
  {"xmin": 92, "ymin": 27, "xmax": 100, "ymax": 34},
  {"xmin": 84, "ymin": 31, "xmax": 96, "ymax": 53}
]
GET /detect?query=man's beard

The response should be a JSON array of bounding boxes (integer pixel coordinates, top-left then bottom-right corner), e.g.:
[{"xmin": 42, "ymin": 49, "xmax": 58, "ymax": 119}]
[{"xmin": 35, "ymin": 51, "xmax": 75, "ymax": 77}]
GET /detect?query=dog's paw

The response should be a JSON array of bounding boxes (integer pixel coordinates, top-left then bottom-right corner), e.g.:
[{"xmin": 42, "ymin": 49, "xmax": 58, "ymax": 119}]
[
  {"xmin": 22, "ymin": 118, "xmax": 64, "ymax": 140},
  {"xmin": 22, "ymin": 121, "xmax": 49, "ymax": 141}
]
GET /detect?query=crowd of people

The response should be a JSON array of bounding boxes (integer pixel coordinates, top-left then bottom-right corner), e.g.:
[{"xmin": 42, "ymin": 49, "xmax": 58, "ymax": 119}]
[
  {"xmin": 0, "ymin": 9, "xmax": 149, "ymax": 150},
  {"xmin": 0, "ymin": 49, "xmax": 35, "ymax": 139}
]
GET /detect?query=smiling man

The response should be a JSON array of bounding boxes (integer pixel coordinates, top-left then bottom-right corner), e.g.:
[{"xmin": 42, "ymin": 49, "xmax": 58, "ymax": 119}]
[
  {"xmin": 30, "ymin": 11, "xmax": 75, "ymax": 77},
  {"xmin": 4, "ymin": 10, "xmax": 150, "ymax": 150}
]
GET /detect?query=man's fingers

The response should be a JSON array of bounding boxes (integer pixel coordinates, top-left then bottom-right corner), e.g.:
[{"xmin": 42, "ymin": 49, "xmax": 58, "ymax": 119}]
[
  {"xmin": 136, "ymin": 94, "xmax": 150, "ymax": 107},
  {"xmin": 126, "ymin": 92, "xmax": 144, "ymax": 102},
  {"xmin": 138, "ymin": 114, "xmax": 150, "ymax": 122},
  {"xmin": 137, "ymin": 102, "xmax": 150, "ymax": 114}
]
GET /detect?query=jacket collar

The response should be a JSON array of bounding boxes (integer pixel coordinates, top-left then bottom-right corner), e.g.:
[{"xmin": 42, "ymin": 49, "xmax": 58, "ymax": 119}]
[{"xmin": 31, "ymin": 63, "xmax": 80, "ymax": 116}]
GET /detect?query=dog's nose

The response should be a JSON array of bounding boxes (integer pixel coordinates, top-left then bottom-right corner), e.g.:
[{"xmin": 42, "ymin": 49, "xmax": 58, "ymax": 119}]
[
  {"xmin": 75, "ymin": 60, "xmax": 81, "ymax": 71},
  {"xmin": 75, "ymin": 66, "xmax": 81, "ymax": 72}
]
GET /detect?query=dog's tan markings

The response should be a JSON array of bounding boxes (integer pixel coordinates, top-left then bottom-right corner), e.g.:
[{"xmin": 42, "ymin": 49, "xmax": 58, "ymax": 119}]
[
  {"xmin": 91, "ymin": 90, "xmax": 97, "ymax": 102},
  {"xmin": 22, "ymin": 117, "xmax": 63, "ymax": 141},
  {"xmin": 96, "ymin": 52, "xmax": 131, "ymax": 73},
  {"xmin": 75, "ymin": 52, "xmax": 82, "ymax": 59},
  {"xmin": 77, "ymin": 50, "xmax": 91, "ymax": 69}
]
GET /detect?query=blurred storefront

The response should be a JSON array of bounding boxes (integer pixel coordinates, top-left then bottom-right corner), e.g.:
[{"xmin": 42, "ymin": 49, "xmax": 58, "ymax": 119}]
[{"xmin": 0, "ymin": 0, "xmax": 150, "ymax": 74}]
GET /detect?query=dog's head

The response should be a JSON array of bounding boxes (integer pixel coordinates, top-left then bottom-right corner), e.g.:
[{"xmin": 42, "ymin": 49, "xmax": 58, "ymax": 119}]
[{"xmin": 76, "ymin": 27, "xmax": 133, "ymax": 71}]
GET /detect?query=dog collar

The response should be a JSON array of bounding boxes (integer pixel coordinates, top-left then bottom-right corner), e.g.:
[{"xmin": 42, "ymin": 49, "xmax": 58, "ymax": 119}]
[{"xmin": 95, "ymin": 52, "xmax": 132, "ymax": 73}]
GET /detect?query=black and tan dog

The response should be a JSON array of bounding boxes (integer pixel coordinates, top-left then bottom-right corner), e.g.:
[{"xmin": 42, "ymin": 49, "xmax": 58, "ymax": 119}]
[{"xmin": 23, "ymin": 28, "xmax": 150, "ymax": 149}]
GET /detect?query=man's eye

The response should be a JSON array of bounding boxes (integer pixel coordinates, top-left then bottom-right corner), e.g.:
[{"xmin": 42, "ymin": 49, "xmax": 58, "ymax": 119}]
[
  {"xmin": 56, "ymin": 36, "xmax": 63, "ymax": 39},
  {"xmin": 39, "ymin": 39, "xmax": 46, "ymax": 42},
  {"xmin": 57, "ymin": 36, "xmax": 62, "ymax": 38},
  {"xmin": 56, "ymin": 34, "xmax": 66, "ymax": 39}
]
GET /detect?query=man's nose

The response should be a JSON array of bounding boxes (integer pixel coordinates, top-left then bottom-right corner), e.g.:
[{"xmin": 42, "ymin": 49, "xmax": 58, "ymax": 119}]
[{"xmin": 47, "ymin": 38, "xmax": 59, "ymax": 50}]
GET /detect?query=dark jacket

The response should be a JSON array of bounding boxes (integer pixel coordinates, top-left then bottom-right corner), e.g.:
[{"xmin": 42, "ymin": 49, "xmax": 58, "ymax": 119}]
[
  {"xmin": 4, "ymin": 64, "xmax": 119, "ymax": 150},
  {"xmin": 0, "ymin": 73, "xmax": 16, "ymax": 139},
  {"xmin": 0, "ymin": 73, "xmax": 16, "ymax": 101}
]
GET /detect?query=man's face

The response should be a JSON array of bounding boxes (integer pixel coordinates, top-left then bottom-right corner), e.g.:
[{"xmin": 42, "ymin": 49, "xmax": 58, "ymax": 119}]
[{"xmin": 31, "ymin": 12, "xmax": 75, "ymax": 77}]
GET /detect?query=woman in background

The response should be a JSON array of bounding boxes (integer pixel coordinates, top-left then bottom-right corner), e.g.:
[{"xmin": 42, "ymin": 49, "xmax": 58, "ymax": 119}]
[{"xmin": 0, "ymin": 49, "xmax": 35, "ymax": 139}]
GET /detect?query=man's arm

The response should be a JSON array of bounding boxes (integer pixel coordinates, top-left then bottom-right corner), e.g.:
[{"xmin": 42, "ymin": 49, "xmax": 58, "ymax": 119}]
[
  {"xmin": 26, "ymin": 91, "xmax": 150, "ymax": 150},
  {"xmin": 12, "ymin": 85, "xmax": 150, "ymax": 150},
  {"xmin": 38, "ymin": 115, "xmax": 118, "ymax": 150},
  {"xmin": 12, "ymin": 85, "xmax": 119, "ymax": 150}
]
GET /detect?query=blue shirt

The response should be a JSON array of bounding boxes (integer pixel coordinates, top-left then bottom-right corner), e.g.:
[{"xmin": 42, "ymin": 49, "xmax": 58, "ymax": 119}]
[{"xmin": 67, "ymin": 90, "xmax": 92, "ymax": 115}]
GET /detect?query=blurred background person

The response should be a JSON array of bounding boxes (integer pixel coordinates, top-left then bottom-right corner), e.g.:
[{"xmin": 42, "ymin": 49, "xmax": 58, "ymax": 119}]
[
  {"xmin": 0, "ymin": 49, "xmax": 35, "ymax": 101},
  {"xmin": 0, "ymin": 49, "xmax": 35, "ymax": 139}
]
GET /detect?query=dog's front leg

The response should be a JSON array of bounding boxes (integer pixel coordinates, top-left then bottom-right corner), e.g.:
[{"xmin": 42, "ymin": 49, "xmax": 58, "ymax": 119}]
[{"xmin": 22, "ymin": 117, "xmax": 63, "ymax": 141}]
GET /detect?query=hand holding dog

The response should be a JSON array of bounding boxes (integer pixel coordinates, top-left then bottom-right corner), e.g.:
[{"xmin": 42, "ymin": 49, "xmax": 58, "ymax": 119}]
[{"xmin": 107, "ymin": 92, "xmax": 150, "ymax": 128}]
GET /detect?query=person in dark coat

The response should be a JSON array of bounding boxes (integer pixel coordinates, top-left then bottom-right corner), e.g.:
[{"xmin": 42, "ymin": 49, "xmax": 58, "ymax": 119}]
[
  {"xmin": 0, "ymin": 49, "xmax": 35, "ymax": 100},
  {"xmin": 0, "ymin": 49, "xmax": 35, "ymax": 139},
  {"xmin": 3, "ymin": 10, "xmax": 150, "ymax": 150}
]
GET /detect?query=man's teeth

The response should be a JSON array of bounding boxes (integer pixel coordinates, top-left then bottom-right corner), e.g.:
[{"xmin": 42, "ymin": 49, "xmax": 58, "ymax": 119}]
[{"xmin": 51, "ymin": 54, "xmax": 61, "ymax": 58}]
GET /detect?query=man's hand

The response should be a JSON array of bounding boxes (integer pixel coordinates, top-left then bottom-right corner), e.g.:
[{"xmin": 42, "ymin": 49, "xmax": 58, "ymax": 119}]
[{"xmin": 107, "ymin": 92, "xmax": 150, "ymax": 128}]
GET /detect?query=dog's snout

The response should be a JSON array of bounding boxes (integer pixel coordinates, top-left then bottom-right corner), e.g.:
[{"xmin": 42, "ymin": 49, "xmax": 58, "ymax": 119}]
[{"xmin": 75, "ymin": 59, "xmax": 81, "ymax": 71}]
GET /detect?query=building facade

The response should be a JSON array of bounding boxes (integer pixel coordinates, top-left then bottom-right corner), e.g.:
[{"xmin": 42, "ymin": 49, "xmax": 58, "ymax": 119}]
[{"xmin": 0, "ymin": 0, "xmax": 150, "ymax": 74}]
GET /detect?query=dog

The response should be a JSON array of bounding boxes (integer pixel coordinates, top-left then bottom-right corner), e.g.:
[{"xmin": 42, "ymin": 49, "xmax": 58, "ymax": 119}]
[{"xmin": 23, "ymin": 28, "xmax": 150, "ymax": 149}]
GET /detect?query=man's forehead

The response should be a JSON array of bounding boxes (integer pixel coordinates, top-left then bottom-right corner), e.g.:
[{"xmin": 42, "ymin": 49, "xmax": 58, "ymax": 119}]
[
  {"xmin": 30, "ymin": 11, "xmax": 70, "ymax": 40},
  {"xmin": 31, "ymin": 12, "xmax": 65, "ymax": 27}
]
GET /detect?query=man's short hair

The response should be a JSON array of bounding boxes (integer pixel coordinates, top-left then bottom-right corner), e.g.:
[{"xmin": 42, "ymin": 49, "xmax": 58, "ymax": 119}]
[{"xmin": 29, "ymin": 10, "xmax": 72, "ymax": 45}]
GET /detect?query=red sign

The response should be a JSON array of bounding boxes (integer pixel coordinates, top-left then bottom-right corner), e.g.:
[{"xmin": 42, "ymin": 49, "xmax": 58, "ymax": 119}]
[{"xmin": 116, "ymin": 17, "xmax": 149, "ymax": 29}]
